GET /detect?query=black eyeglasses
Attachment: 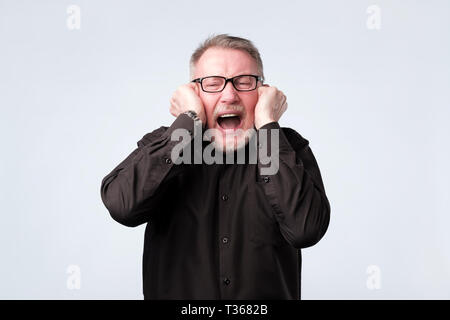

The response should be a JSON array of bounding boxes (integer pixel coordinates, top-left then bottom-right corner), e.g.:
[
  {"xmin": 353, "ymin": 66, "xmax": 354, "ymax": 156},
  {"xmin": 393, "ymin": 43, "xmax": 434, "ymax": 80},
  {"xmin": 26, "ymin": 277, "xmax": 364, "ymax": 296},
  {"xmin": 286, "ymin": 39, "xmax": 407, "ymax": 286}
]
[{"xmin": 191, "ymin": 74, "xmax": 263, "ymax": 93}]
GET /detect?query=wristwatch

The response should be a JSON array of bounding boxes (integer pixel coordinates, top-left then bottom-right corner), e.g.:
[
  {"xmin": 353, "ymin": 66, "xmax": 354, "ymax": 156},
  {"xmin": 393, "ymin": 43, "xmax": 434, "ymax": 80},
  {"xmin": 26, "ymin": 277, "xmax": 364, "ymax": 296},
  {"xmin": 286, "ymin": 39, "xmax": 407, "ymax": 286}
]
[
  {"xmin": 183, "ymin": 110, "xmax": 200, "ymax": 121},
  {"xmin": 183, "ymin": 110, "xmax": 204, "ymax": 127}
]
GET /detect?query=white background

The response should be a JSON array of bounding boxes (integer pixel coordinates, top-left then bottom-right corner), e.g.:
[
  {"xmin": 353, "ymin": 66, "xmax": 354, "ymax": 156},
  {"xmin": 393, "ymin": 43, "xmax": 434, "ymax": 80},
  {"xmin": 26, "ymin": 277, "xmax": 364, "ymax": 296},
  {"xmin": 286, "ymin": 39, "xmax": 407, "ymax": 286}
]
[{"xmin": 0, "ymin": 0, "xmax": 449, "ymax": 299}]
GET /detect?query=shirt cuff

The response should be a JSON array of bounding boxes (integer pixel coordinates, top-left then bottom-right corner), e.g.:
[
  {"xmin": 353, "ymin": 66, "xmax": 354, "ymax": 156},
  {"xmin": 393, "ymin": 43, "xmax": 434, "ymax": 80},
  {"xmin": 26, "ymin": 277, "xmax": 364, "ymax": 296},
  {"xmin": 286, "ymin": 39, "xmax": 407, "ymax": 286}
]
[
  {"xmin": 162, "ymin": 113, "xmax": 200, "ymax": 141},
  {"xmin": 258, "ymin": 121, "xmax": 294, "ymax": 154}
]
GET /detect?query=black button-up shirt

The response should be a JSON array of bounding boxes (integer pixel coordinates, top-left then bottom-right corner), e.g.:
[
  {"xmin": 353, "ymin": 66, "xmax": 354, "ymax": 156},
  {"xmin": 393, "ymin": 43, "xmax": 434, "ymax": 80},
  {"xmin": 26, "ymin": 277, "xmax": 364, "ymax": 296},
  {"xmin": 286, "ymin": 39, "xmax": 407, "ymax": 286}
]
[{"xmin": 100, "ymin": 113, "xmax": 330, "ymax": 300}]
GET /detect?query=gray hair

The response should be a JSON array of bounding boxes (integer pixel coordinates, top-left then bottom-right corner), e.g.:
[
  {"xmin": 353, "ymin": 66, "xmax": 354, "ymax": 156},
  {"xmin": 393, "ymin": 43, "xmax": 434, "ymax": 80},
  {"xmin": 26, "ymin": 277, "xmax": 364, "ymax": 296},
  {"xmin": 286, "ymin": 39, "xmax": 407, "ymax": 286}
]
[{"xmin": 189, "ymin": 33, "xmax": 264, "ymax": 81}]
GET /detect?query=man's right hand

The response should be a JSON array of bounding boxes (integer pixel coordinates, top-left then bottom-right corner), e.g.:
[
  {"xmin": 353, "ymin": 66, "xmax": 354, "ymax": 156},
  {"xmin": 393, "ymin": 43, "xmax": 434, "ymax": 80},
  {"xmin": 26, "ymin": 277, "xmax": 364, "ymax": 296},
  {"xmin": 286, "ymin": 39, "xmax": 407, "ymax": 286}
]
[{"xmin": 169, "ymin": 83, "xmax": 206, "ymax": 124}]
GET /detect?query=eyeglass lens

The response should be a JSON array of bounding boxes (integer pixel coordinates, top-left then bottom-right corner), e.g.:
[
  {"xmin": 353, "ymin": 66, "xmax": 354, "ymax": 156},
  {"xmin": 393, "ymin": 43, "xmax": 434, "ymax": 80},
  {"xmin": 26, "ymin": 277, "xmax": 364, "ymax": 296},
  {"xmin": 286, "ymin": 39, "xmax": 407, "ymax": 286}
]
[{"xmin": 202, "ymin": 75, "xmax": 257, "ymax": 92}]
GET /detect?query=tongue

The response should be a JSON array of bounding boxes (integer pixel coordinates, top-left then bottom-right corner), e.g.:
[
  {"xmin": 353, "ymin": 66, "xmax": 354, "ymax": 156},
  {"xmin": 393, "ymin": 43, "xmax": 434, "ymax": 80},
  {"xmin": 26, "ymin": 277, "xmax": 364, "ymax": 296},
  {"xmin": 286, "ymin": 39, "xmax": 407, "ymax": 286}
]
[{"xmin": 218, "ymin": 116, "xmax": 240, "ymax": 129}]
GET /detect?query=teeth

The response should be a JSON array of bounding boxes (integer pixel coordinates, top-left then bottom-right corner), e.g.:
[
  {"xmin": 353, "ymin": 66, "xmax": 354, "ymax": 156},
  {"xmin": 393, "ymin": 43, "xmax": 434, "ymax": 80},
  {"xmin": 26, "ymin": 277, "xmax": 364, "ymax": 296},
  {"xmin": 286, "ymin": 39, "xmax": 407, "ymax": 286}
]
[{"xmin": 219, "ymin": 113, "xmax": 239, "ymax": 118}]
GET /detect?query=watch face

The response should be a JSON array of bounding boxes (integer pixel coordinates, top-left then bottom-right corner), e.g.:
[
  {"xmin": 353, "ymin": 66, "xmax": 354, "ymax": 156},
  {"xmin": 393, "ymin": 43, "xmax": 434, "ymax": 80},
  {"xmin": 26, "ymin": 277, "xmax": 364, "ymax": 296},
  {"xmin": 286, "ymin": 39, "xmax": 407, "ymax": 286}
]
[{"xmin": 187, "ymin": 111, "xmax": 198, "ymax": 120}]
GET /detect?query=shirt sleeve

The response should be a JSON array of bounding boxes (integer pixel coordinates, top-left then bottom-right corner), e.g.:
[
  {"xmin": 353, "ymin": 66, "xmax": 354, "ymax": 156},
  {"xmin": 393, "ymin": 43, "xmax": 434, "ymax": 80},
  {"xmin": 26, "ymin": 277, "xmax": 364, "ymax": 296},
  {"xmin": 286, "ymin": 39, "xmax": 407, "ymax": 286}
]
[
  {"xmin": 100, "ymin": 113, "xmax": 197, "ymax": 227},
  {"xmin": 256, "ymin": 121, "xmax": 331, "ymax": 249}
]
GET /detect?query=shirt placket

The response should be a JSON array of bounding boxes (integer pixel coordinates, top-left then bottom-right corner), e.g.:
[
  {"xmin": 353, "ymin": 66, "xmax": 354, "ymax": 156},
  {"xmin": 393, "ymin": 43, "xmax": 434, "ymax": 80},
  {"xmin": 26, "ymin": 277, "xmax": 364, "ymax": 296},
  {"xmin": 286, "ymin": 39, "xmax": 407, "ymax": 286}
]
[{"xmin": 217, "ymin": 164, "xmax": 233, "ymax": 298}]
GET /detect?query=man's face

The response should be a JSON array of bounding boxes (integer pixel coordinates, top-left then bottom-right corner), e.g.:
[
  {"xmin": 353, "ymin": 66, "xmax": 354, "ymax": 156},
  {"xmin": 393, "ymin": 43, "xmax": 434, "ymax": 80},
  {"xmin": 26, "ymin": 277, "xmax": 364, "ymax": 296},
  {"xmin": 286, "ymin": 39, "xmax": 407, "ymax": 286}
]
[{"xmin": 193, "ymin": 47, "xmax": 261, "ymax": 152}]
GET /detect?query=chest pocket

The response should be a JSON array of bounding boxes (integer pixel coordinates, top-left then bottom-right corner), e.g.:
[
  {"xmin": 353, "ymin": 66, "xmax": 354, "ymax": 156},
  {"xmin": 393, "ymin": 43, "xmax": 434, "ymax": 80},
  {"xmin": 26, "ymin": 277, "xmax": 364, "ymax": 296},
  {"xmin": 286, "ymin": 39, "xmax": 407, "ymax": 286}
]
[{"xmin": 245, "ymin": 182, "xmax": 288, "ymax": 247}]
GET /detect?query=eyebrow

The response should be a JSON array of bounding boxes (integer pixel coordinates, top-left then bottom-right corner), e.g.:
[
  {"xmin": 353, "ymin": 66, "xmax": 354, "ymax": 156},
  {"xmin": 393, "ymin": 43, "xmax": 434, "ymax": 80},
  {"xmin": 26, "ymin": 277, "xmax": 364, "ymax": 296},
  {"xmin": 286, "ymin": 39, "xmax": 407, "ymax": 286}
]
[{"xmin": 198, "ymin": 73, "xmax": 257, "ymax": 78}]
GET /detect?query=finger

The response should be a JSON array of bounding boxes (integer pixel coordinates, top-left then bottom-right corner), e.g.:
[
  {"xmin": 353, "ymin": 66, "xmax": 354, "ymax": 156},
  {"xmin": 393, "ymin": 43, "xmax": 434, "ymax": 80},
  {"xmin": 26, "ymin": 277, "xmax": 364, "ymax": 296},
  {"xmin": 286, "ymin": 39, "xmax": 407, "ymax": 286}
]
[{"xmin": 279, "ymin": 95, "xmax": 286, "ymax": 107}]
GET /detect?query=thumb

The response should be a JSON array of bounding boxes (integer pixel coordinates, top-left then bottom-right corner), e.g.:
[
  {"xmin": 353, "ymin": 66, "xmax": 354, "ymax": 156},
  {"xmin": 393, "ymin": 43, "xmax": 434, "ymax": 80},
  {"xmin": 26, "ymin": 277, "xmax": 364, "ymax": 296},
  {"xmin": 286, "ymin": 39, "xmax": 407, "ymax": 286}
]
[
  {"xmin": 258, "ymin": 85, "xmax": 268, "ymax": 96},
  {"xmin": 189, "ymin": 82, "xmax": 200, "ymax": 95}
]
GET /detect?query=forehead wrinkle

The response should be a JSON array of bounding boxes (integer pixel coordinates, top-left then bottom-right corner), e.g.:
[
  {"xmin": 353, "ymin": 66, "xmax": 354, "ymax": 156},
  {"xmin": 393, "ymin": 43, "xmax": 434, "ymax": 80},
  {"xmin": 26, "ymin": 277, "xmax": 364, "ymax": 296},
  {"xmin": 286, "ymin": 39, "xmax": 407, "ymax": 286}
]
[{"xmin": 195, "ymin": 49, "xmax": 258, "ymax": 79}]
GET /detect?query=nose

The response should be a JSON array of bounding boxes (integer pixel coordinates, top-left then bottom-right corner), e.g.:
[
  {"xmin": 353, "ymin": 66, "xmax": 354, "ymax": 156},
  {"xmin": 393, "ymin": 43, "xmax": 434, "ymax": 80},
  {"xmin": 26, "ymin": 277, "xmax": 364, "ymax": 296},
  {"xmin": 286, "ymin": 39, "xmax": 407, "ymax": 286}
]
[{"xmin": 219, "ymin": 81, "xmax": 240, "ymax": 104}]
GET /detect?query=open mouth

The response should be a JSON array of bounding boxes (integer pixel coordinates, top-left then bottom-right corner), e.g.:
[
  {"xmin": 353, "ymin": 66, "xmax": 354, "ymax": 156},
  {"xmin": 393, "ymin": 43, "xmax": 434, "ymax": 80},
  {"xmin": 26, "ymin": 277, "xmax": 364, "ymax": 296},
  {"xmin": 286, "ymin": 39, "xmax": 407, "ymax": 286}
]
[{"xmin": 216, "ymin": 113, "xmax": 242, "ymax": 130}]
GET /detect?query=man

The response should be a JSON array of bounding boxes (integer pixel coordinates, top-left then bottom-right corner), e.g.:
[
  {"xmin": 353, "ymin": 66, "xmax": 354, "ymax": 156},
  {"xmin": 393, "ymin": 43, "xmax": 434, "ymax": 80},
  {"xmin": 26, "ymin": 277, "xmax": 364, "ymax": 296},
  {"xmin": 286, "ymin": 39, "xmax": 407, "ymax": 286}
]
[{"xmin": 100, "ymin": 34, "xmax": 330, "ymax": 299}]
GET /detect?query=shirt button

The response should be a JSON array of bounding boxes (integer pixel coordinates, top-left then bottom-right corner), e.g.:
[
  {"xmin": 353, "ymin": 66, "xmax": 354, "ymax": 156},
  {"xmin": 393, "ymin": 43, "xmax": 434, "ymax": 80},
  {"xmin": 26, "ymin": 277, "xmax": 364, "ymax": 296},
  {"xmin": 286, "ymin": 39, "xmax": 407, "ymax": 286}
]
[
  {"xmin": 223, "ymin": 278, "xmax": 231, "ymax": 285},
  {"xmin": 221, "ymin": 195, "xmax": 228, "ymax": 201},
  {"xmin": 263, "ymin": 176, "xmax": 270, "ymax": 183},
  {"xmin": 165, "ymin": 158, "xmax": 172, "ymax": 164},
  {"xmin": 222, "ymin": 237, "xmax": 229, "ymax": 244}
]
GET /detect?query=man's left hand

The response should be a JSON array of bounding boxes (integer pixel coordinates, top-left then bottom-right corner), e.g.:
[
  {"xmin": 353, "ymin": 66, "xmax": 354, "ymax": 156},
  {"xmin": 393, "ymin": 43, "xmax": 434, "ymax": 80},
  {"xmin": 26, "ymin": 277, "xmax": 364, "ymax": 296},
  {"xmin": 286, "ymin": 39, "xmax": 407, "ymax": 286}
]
[{"xmin": 254, "ymin": 84, "xmax": 288, "ymax": 129}]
